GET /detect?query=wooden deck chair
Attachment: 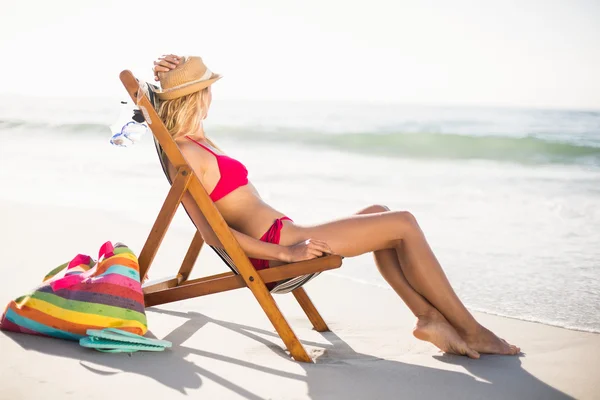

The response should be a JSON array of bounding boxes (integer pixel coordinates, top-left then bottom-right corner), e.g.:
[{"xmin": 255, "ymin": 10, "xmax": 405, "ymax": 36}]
[{"xmin": 119, "ymin": 70, "xmax": 343, "ymax": 362}]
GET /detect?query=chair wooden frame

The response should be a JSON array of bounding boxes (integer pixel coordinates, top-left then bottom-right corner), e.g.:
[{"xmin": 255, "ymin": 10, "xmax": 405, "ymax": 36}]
[{"xmin": 119, "ymin": 70, "xmax": 343, "ymax": 362}]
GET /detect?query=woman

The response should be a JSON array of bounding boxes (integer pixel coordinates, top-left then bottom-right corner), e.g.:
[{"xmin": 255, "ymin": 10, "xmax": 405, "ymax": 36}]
[{"xmin": 152, "ymin": 54, "xmax": 520, "ymax": 359}]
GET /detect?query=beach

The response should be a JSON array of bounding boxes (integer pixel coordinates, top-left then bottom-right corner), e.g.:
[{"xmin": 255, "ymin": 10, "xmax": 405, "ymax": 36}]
[
  {"xmin": 1, "ymin": 0, "xmax": 599, "ymax": 395},
  {"xmin": 1, "ymin": 96, "xmax": 599, "ymax": 333},
  {"xmin": 1, "ymin": 96, "xmax": 599, "ymax": 398},
  {"xmin": 1, "ymin": 199, "xmax": 599, "ymax": 399}
]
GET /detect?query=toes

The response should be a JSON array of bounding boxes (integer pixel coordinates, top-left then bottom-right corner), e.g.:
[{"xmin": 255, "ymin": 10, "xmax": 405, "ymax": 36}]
[
  {"xmin": 502, "ymin": 340, "xmax": 520, "ymax": 355},
  {"xmin": 455, "ymin": 341, "xmax": 480, "ymax": 359},
  {"xmin": 501, "ymin": 338, "xmax": 520, "ymax": 352},
  {"xmin": 465, "ymin": 347, "xmax": 480, "ymax": 359},
  {"xmin": 501, "ymin": 344, "xmax": 512, "ymax": 355},
  {"xmin": 501, "ymin": 343, "xmax": 517, "ymax": 355}
]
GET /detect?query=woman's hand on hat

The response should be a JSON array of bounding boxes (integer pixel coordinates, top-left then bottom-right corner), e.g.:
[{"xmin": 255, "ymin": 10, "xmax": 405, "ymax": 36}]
[
  {"xmin": 153, "ymin": 54, "xmax": 181, "ymax": 81},
  {"xmin": 282, "ymin": 239, "xmax": 334, "ymax": 263}
]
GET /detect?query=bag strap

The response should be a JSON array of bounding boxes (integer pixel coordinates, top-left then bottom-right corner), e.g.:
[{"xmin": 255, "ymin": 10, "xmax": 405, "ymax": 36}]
[
  {"xmin": 43, "ymin": 242, "xmax": 114, "ymax": 282},
  {"xmin": 67, "ymin": 254, "xmax": 92, "ymax": 270},
  {"xmin": 43, "ymin": 254, "xmax": 92, "ymax": 282},
  {"xmin": 98, "ymin": 241, "xmax": 115, "ymax": 261}
]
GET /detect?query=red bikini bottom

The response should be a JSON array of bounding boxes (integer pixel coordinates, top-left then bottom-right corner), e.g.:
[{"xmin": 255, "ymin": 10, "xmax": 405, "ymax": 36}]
[{"xmin": 248, "ymin": 216, "xmax": 292, "ymax": 290}]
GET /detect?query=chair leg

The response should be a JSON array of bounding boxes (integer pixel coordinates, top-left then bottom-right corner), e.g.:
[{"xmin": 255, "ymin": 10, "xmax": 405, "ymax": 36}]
[
  {"xmin": 249, "ymin": 287, "xmax": 313, "ymax": 362},
  {"xmin": 292, "ymin": 287, "xmax": 330, "ymax": 332},
  {"xmin": 183, "ymin": 177, "xmax": 313, "ymax": 362},
  {"xmin": 138, "ymin": 167, "xmax": 191, "ymax": 280},
  {"xmin": 177, "ymin": 231, "xmax": 204, "ymax": 283}
]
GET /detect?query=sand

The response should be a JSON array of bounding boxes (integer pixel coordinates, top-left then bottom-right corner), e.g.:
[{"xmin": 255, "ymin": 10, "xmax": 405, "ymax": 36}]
[{"xmin": 0, "ymin": 200, "xmax": 598, "ymax": 400}]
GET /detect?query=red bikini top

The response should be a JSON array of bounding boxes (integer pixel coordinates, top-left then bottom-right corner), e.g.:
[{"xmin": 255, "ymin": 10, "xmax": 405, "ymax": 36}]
[{"xmin": 185, "ymin": 136, "xmax": 249, "ymax": 202}]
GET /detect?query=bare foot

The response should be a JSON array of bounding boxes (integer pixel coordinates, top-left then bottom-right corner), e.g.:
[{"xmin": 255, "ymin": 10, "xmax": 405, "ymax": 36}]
[
  {"xmin": 413, "ymin": 313, "xmax": 480, "ymax": 359},
  {"xmin": 462, "ymin": 325, "xmax": 521, "ymax": 355}
]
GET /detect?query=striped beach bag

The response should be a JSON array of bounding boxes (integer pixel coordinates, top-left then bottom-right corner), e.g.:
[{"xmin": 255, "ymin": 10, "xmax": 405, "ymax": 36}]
[{"xmin": 0, "ymin": 241, "xmax": 147, "ymax": 340}]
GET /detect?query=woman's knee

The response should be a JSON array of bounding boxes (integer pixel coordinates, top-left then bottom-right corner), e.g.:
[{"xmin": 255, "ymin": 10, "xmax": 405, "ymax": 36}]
[
  {"xmin": 361, "ymin": 209, "xmax": 419, "ymax": 247},
  {"xmin": 387, "ymin": 210, "xmax": 420, "ymax": 242},
  {"xmin": 357, "ymin": 206, "xmax": 418, "ymax": 240},
  {"xmin": 393, "ymin": 210, "xmax": 417, "ymax": 224},
  {"xmin": 358, "ymin": 205, "xmax": 416, "ymax": 224},
  {"xmin": 357, "ymin": 204, "xmax": 391, "ymax": 215}
]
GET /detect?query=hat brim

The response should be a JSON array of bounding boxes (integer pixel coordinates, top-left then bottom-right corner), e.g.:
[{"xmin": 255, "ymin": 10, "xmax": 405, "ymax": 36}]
[{"xmin": 155, "ymin": 74, "xmax": 222, "ymax": 100}]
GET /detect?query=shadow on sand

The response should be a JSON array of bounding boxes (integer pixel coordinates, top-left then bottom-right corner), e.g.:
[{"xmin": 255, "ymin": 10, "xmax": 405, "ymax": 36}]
[{"xmin": 5, "ymin": 308, "xmax": 572, "ymax": 400}]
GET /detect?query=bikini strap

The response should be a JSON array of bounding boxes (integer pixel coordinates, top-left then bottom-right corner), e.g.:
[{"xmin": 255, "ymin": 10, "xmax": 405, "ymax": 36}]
[{"xmin": 185, "ymin": 136, "xmax": 218, "ymax": 156}]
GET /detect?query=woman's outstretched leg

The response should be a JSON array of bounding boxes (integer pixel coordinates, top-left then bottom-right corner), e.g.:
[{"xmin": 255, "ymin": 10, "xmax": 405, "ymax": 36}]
[
  {"xmin": 391, "ymin": 211, "xmax": 519, "ymax": 355},
  {"xmin": 289, "ymin": 205, "xmax": 519, "ymax": 355},
  {"xmin": 357, "ymin": 206, "xmax": 480, "ymax": 358}
]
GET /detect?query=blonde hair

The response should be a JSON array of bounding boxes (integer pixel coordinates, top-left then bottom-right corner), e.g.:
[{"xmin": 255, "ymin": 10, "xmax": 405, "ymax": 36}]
[{"xmin": 157, "ymin": 87, "xmax": 211, "ymax": 140}]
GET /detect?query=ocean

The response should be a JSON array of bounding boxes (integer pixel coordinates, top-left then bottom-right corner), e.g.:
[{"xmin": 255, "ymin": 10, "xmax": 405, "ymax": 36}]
[{"xmin": 1, "ymin": 95, "xmax": 599, "ymax": 333}]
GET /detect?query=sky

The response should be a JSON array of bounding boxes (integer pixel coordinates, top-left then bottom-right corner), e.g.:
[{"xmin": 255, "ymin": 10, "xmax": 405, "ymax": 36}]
[{"xmin": 0, "ymin": 0, "xmax": 599, "ymax": 109}]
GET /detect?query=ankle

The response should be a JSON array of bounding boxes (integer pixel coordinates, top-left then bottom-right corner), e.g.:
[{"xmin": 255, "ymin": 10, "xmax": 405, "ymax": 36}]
[
  {"xmin": 456, "ymin": 321, "xmax": 483, "ymax": 337},
  {"xmin": 415, "ymin": 308, "xmax": 444, "ymax": 322}
]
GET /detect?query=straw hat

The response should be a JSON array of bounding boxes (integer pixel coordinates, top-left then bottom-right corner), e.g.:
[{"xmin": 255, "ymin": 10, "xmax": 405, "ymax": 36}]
[{"xmin": 155, "ymin": 56, "xmax": 222, "ymax": 100}]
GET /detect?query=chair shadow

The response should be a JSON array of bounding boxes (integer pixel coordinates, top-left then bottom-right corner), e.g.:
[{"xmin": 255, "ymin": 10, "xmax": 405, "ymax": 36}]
[{"xmin": 4, "ymin": 308, "xmax": 573, "ymax": 400}]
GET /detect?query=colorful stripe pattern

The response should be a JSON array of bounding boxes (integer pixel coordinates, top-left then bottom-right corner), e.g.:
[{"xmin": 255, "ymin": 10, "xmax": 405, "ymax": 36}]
[{"xmin": 1, "ymin": 242, "xmax": 147, "ymax": 340}]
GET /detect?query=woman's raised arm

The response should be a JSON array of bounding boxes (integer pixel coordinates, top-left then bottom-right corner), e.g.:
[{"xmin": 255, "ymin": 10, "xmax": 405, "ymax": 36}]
[{"xmin": 152, "ymin": 54, "xmax": 181, "ymax": 81}]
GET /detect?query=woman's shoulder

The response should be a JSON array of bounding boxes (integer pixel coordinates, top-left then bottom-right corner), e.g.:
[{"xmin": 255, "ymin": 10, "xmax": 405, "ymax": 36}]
[{"xmin": 175, "ymin": 137, "xmax": 213, "ymax": 171}]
